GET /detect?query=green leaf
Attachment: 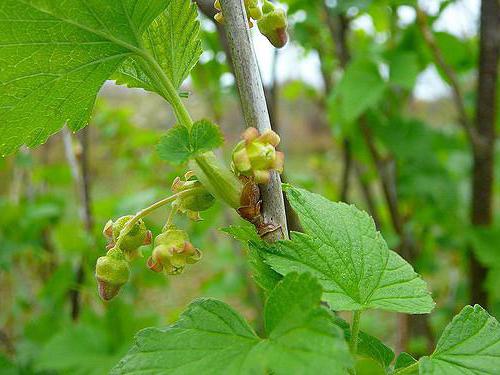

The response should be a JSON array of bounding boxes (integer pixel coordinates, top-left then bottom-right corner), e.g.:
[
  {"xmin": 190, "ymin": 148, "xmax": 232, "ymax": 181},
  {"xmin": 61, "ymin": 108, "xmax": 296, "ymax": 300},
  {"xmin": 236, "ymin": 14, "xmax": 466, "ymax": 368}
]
[
  {"xmin": 157, "ymin": 119, "xmax": 223, "ymax": 164},
  {"xmin": 190, "ymin": 119, "xmax": 224, "ymax": 155},
  {"xmin": 0, "ymin": 0, "xmax": 168, "ymax": 155},
  {"xmin": 388, "ymin": 52, "xmax": 420, "ymax": 90},
  {"xmin": 332, "ymin": 58, "xmax": 386, "ymax": 122},
  {"xmin": 394, "ymin": 352, "xmax": 417, "ymax": 371},
  {"xmin": 419, "ymin": 305, "xmax": 500, "ymax": 374},
  {"xmin": 264, "ymin": 185, "xmax": 435, "ymax": 313},
  {"xmin": 157, "ymin": 125, "xmax": 191, "ymax": 164},
  {"xmin": 113, "ymin": 0, "xmax": 202, "ymax": 97},
  {"xmin": 112, "ymin": 273, "xmax": 352, "ymax": 374}
]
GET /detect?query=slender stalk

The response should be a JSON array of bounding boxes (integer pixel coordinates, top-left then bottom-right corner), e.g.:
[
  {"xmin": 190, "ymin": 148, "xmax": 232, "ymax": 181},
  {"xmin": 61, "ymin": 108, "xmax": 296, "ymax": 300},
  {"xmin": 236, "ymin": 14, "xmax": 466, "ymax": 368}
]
[
  {"xmin": 219, "ymin": 0, "xmax": 289, "ymax": 241},
  {"xmin": 349, "ymin": 310, "xmax": 362, "ymax": 355},
  {"xmin": 114, "ymin": 190, "xmax": 194, "ymax": 249},
  {"xmin": 138, "ymin": 52, "xmax": 193, "ymax": 128}
]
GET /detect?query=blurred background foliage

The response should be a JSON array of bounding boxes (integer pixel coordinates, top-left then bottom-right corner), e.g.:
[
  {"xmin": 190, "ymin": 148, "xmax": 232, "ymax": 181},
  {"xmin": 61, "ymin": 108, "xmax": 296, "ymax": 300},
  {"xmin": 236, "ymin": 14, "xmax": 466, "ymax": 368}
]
[{"xmin": 1, "ymin": 0, "xmax": 499, "ymax": 373}]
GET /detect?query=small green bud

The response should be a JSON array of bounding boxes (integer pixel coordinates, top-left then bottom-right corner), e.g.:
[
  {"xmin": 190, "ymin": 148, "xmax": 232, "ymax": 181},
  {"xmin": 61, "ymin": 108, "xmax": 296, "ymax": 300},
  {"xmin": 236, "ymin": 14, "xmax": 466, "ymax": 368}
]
[
  {"xmin": 95, "ymin": 249, "xmax": 130, "ymax": 301},
  {"xmin": 148, "ymin": 228, "xmax": 202, "ymax": 276},
  {"xmin": 109, "ymin": 215, "xmax": 150, "ymax": 255},
  {"xmin": 258, "ymin": 1, "xmax": 288, "ymax": 48},
  {"xmin": 231, "ymin": 127, "xmax": 285, "ymax": 184},
  {"xmin": 171, "ymin": 171, "xmax": 216, "ymax": 220}
]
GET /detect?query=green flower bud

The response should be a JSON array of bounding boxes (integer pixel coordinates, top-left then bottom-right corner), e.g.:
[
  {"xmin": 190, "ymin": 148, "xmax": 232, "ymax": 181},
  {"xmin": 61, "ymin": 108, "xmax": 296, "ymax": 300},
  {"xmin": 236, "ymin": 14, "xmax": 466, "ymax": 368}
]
[
  {"xmin": 231, "ymin": 127, "xmax": 285, "ymax": 184},
  {"xmin": 95, "ymin": 249, "xmax": 130, "ymax": 301},
  {"xmin": 148, "ymin": 228, "xmax": 202, "ymax": 276},
  {"xmin": 171, "ymin": 171, "xmax": 216, "ymax": 220},
  {"xmin": 258, "ymin": 1, "xmax": 288, "ymax": 48},
  {"xmin": 109, "ymin": 215, "xmax": 150, "ymax": 255}
]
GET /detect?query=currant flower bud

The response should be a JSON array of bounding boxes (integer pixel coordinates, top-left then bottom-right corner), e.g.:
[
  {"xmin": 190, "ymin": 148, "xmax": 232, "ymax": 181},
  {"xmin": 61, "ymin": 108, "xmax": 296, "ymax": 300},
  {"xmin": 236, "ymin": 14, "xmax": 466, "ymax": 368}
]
[
  {"xmin": 214, "ymin": 0, "xmax": 263, "ymax": 27},
  {"xmin": 231, "ymin": 127, "xmax": 285, "ymax": 184},
  {"xmin": 95, "ymin": 248, "xmax": 130, "ymax": 301},
  {"xmin": 147, "ymin": 228, "xmax": 202, "ymax": 276},
  {"xmin": 171, "ymin": 171, "xmax": 215, "ymax": 221},
  {"xmin": 107, "ymin": 215, "xmax": 151, "ymax": 256},
  {"xmin": 258, "ymin": 1, "xmax": 288, "ymax": 48},
  {"xmin": 245, "ymin": 0, "xmax": 263, "ymax": 21}
]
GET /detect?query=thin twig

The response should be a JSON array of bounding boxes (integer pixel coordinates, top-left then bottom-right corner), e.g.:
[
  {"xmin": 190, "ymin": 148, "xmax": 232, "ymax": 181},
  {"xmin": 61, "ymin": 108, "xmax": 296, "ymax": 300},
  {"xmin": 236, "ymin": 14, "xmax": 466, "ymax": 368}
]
[
  {"xmin": 62, "ymin": 127, "xmax": 94, "ymax": 321},
  {"xmin": 219, "ymin": 0, "xmax": 289, "ymax": 241},
  {"xmin": 415, "ymin": 7, "xmax": 479, "ymax": 147}
]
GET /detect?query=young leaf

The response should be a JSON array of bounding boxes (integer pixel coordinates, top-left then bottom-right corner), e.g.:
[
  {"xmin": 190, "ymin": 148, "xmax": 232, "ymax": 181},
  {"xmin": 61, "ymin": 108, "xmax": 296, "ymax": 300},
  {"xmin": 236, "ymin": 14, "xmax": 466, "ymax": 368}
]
[
  {"xmin": 419, "ymin": 305, "xmax": 500, "ymax": 374},
  {"xmin": 190, "ymin": 120, "xmax": 224, "ymax": 155},
  {"xmin": 157, "ymin": 120, "xmax": 223, "ymax": 164},
  {"xmin": 264, "ymin": 185, "xmax": 435, "ymax": 314},
  {"xmin": 112, "ymin": 273, "xmax": 352, "ymax": 374},
  {"xmin": 113, "ymin": 0, "xmax": 202, "ymax": 97},
  {"xmin": 0, "ymin": 0, "xmax": 168, "ymax": 155},
  {"xmin": 156, "ymin": 125, "xmax": 191, "ymax": 164}
]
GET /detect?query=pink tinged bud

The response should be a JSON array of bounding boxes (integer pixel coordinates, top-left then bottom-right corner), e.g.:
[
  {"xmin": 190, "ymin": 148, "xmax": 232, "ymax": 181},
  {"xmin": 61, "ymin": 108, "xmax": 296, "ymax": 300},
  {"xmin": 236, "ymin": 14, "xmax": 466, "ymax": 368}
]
[
  {"xmin": 147, "ymin": 256, "xmax": 163, "ymax": 273},
  {"xmin": 186, "ymin": 248, "xmax": 202, "ymax": 265},
  {"xmin": 243, "ymin": 127, "xmax": 259, "ymax": 143},
  {"xmin": 257, "ymin": 6, "xmax": 289, "ymax": 49},
  {"xmin": 95, "ymin": 254, "xmax": 130, "ymax": 301},
  {"xmin": 143, "ymin": 230, "xmax": 153, "ymax": 245},
  {"xmin": 103, "ymin": 220, "xmax": 113, "ymax": 238},
  {"xmin": 97, "ymin": 280, "xmax": 122, "ymax": 301},
  {"xmin": 257, "ymin": 130, "xmax": 280, "ymax": 147}
]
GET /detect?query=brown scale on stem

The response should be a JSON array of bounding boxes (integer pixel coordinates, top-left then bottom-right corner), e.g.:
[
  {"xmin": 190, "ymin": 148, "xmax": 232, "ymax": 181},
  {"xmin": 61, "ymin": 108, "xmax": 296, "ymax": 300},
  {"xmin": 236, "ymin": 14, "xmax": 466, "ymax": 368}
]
[{"xmin": 237, "ymin": 176, "xmax": 281, "ymax": 239}]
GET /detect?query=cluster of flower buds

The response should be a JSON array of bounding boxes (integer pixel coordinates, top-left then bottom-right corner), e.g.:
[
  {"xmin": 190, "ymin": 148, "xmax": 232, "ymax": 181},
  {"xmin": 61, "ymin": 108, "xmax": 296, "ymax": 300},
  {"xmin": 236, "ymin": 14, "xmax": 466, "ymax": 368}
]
[
  {"xmin": 231, "ymin": 127, "xmax": 284, "ymax": 184},
  {"xmin": 171, "ymin": 171, "xmax": 215, "ymax": 221},
  {"xmin": 258, "ymin": 0, "xmax": 288, "ymax": 48},
  {"xmin": 96, "ymin": 216, "xmax": 153, "ymax": 300},
  {"xmin": 103, "ymin": 215, "xmax": 152, "ymax": 261},
  {"xmin": 95, "ymin": 247, "xmax": 130, "ymax": 301},
  {"xmin": 214, "ymin": 0, "xmax": 263, "ymax": 28},
  {"xmin": 147, "ymin": 228, "xmax": 202, "ymax": 276}
]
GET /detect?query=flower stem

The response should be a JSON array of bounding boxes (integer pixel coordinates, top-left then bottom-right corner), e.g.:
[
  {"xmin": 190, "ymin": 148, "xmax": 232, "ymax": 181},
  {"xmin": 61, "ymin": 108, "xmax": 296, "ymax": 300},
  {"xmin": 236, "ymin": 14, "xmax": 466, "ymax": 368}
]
[
  {"xmin": 114, "ymin": 190, "xmax": 194, "ymax": 250},
  {"xmin": 349, "ymin": 310, "xmax": 362, "ymax": 355},
  {"xmin": 138, "ymin": 52, "xmax": 193, "ymax": 129}
]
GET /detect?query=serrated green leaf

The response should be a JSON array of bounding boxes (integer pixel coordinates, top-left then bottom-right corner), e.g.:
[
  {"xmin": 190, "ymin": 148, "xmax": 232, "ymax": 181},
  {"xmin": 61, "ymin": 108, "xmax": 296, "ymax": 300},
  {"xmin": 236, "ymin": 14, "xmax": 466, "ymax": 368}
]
[
  {"xmin": 113, "ymin": 0, "xmax": 202, "ymax": 98},
  {"xmin": 419, "ymin": 305, "xmax": 500, "ymax": 374},
  {"xmin": 157, "ymin": 125, "xmax": 191, "ymax": 164},
  {"xmin": 263, "ymin": 185, "xmax": 435, "ymax": 314},
  {"xmin": 112, "ymin": 273, "xmax": 352, "ymax": 374},
  {"xmin": 0, "ymin": 0, "xmax": 168, "ymax": 155},
  {"xmin": 157, "ymin": 119, "xmax": 223, "ymax": 164},
  {"xmin": 190, "ymin": 119, "xmax": 224, "ymax": 154}
]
